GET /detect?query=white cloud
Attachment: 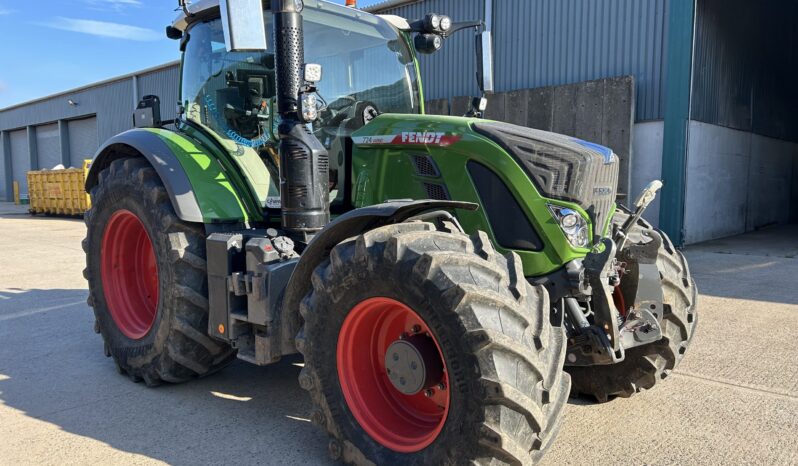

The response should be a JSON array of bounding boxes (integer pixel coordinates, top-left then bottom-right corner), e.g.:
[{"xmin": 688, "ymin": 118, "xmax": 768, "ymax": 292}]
[
  {"xmin": 83, "ymin": 0, "xmax": 142, "ymax": 10},
  {"xmin": 0, "ymin": 8, "xmax": 15, "ymax": 15},
  {"xmin": 39, "ymin": 17, "xmax": 160, "ymax": 41}
]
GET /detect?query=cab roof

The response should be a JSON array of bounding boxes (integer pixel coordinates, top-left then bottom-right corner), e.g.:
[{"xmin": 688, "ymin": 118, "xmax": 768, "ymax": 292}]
[{"xmin": 172, "ymin": 0, "xmax": 410, "ymax": 32}]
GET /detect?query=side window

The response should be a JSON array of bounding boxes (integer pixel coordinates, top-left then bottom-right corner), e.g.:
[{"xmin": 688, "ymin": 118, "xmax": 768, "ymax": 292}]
[
  {"xmin": 181, "ymin": 18, "xmax": 281, "ymax": 209},
  {"xmin": 182, "ymin": 19, "xmax": 277, "ymax": 150}
]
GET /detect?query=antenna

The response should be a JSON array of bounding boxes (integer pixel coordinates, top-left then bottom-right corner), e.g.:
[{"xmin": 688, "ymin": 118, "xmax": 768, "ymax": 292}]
[{"xmin": 177, "ymin": 0, "xmax": 191, "ymax": 16}]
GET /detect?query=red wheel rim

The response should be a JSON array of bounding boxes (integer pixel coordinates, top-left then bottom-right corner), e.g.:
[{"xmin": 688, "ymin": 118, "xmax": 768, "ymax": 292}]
[
  {"xmin": 101, "ymin": 209, "xmax": 159, "ymax": 340},
  {"xmin": 337, "ymin": 297, "xmax": 450, "ymax": 453}
]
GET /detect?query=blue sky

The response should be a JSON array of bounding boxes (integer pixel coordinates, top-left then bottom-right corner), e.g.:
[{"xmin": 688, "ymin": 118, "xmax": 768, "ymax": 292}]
[{"xmin": 0, "ymin": 0, "xmax": 383, "ymax": 108}]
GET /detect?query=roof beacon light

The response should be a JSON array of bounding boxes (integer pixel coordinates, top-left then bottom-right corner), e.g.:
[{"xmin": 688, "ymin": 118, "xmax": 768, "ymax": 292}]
[{"xmin": 346, "ymin": 0, "xmax": 356, "ymax": 7}]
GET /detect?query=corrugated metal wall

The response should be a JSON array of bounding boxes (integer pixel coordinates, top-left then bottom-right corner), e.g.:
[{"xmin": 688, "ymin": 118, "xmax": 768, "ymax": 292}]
[
  {"xmin": 35, "ymin": 123, "xmax": 60, "ymax": 170},
  {"xmin": 380, "ymin": 0, "xmax": 485, "ymax": 104},
  {"xmin": 68, "ymin": 117, "xmax": 99, "ymax": 167},
  {"xmin": 10, "ymin": 130, "xmax": 29, "ymax": 194},
  {"xmin": 0, "ymin": 63, "xmax": 180, "ymax": 194},
  {"xmin": 137, "ymin": 65, "xmax": 181, "ymax": 122},
  {"xmin": 691, "ymin": 0, "xmax": 798, "ymax": 142},
  {"xmin": 0, "ymin": 63, "xmax": 179, "ymax": 144},
  {"xmin": 375, "ymin": 0, "xmax": 670, "ymax": 121}
]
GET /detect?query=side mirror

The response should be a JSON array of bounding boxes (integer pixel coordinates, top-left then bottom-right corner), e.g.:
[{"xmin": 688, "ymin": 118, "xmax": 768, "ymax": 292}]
[
  {"xmin": 219, "ymin": 0, "xmax": 268, "ymax": 52},
  {"xmin": 475, "ymin": 30, "xmax": 494, "ymax": 94},
  {"xmin": 165, "ymin": 26, "xmax": 183, "ymax": 40}
]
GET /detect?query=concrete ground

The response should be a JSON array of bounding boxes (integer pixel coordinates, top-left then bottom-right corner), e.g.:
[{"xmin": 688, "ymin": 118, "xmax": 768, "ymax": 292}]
[{"xmin": 0, "ymin": 202, "xmax": 796, "ymax": 465}]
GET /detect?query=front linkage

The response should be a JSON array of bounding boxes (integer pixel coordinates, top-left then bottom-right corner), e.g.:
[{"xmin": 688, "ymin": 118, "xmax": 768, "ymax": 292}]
[
  {"xmin": 534, "ymin": 181, "xmax": 698, "ymax": 401},
  {"xmin": 535, "ymin": 182, "xmax": 672, "ymax": 367}
]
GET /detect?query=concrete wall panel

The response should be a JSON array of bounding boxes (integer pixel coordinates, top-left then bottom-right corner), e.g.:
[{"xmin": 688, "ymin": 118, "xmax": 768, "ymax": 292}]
[
  {"xmin": 631, "ymin": 121, "xmax": 664, "ymax": 226},
  {"xmin": 684, "ymin": 121, "xmax": 798, "ymax": 244},
  {"xmin": 683, "ymin": 122, "xmax": 750, "ymax": 244},
  {"xmin": 792, "ymin": 157, "xmax": 798, "ymax": 223},
  {"xmin": 35, "ymin": 123, "xmax": 61, "ymax": 170},
  {"xmin": 746, "ymin": 135, "xmax": 796, "ymax": 230}
]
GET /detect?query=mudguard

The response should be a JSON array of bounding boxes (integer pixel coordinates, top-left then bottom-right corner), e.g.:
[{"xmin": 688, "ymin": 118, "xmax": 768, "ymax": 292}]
[
  {"xmin": 85, "ymin": 128, "xmax": 249, "ymax": 224},
  {"xmin": 279, "ymin": 199, "xmax": 478, "ymax": 353}
]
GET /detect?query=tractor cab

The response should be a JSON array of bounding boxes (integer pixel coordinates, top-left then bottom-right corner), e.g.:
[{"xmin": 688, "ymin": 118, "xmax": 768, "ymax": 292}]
[{"xmin": 178, "ymin": 1, "xmax": 421, "ymax": 208}]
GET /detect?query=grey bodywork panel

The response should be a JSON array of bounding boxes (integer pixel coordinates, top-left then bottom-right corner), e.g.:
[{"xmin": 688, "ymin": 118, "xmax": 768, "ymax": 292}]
[{"xmin": 85, "ymin": 129, "xmax": 204, "ymax": 223}]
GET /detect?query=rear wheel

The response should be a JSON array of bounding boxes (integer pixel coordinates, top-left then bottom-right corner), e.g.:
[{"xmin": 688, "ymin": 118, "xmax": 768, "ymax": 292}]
[
  {"xmin": 298, "ymin": 222, "xmax": 570, "ymax": 465},
  {"xmin": 83, "ymin": 157, "xmax": 235, "ymax": 385},
  {"xmin": 566, "ymin": 209, "xmax": 698, "ymax": 401}
]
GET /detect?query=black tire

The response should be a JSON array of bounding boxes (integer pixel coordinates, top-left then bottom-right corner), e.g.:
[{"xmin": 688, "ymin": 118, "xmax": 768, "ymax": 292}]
[
  {"xmin": 297, "ymin": 222, "xmax": 570, "ymax": 465},
  {"xmin": 83, "ymin": 157, "xmax": 235, "ymax": 386},
  {"xmin": 567, "ymin": 209, "xmax": 698, "ymax": 402}
]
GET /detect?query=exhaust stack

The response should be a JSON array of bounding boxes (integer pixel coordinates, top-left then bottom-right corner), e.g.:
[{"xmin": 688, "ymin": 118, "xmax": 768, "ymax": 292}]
[{"xmin": 271, "ymin": 0, "xmax": 330, "ymax": 236}]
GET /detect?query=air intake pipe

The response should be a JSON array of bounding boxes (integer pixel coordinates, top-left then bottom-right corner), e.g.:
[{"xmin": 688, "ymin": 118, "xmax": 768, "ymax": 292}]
[{"xmin": 271, "ymin": 0, "xmax": 329, "ymax": 236}]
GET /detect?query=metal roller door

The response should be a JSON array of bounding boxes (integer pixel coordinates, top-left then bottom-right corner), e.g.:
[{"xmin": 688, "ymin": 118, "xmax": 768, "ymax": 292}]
[
  {"xmin": 36, "ymin": 123, "xmax": 61, "ymax": 170},
  {"xmin": 0, "ymin": 140, "xmax": 7, "ymax": 201},
  {"xmin": 67, "ymin": 117, "xmax": 98, "ymax": 168},
  {"xmin": 10, "ymin": 129, "xmax": 30, "ymax": 196}
]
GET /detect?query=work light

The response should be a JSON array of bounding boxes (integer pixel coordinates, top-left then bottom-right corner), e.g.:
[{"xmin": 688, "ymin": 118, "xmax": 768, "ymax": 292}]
[
  {"xmin": 439, "ymin": 16, "xmax": 452, "ymax": 32},
  {"xmin": 414, "ymin": 33, "xmax": 443, "ymax": 54}
]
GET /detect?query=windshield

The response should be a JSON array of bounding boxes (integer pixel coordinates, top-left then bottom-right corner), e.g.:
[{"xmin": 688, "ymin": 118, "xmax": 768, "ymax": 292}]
[{"xmin": 181, "ymin": 4, "xmax": 420, "ymax": 207}]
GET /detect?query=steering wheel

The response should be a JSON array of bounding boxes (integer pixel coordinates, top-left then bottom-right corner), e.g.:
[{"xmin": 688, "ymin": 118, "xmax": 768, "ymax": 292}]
[{"xmin": 319, "ymin": 95, "xmax": 358, "ymax": 135}]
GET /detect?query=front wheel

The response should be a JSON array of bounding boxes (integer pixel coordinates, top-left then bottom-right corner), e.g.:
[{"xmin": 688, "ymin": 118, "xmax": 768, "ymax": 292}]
[
  {"xmin": 566, "ymin": 209, "xmax": 698, "ymax": 401},
  {"xmin": 297, "ymin": 222, "xmax": 570, "ymax": 465}
]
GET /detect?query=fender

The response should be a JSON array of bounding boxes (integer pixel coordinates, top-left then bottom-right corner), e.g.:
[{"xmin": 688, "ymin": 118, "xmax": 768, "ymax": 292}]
[
  {"xmin": 85, "ymin": 128, "xmax": 249, "ymax": 224},
  {"xmin": 279, "ymin": 199, "xmax": 478, "ymax": 353}
]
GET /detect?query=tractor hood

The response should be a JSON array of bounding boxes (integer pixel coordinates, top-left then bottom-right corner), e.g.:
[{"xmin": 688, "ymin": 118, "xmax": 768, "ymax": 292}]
[{"xmin": 350, "ymin": 114, "xmax": 619, "ymax": 237}]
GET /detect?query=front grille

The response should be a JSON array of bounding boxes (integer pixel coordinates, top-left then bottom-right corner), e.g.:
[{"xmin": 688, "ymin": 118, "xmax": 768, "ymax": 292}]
[{"xmin": 473, "ymin": 121, "xmax": 619, "ymax": 238}]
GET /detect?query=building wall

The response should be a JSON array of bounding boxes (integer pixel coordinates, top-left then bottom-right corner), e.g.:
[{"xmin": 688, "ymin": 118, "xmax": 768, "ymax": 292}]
[
  {"xmin": 631, "ymin": 121, "xmax": 664, "ymax": 226},
  {"xmin": 683, "ymin": 121, "xmax": 798, "ymax": 244},
  {"xmin": 68, "ymin": 117, "xmax": 99, "ymax": 167},
  {"xmin": 0, "ymin": 62, "xmax": 180, "ymax": 197},
  {"xmin": 9, "ymin": 130, "xmax": 30, "ymax": 195},
  {"xmin": 691, "ymin": 0, "xmax": 798, "ymax": 142},
  {"xmin": 0, "ymin": 134, "xmax": 8, "ymax": 200},
  {"xmin": 35, "ymin": 123, "xmax": 60, "ymax": 170},
  {"xmin": 378, "ymin": 0, "xmax": 484, "ymax": 103},
  {"xmin": 137, "ymin": 65, "xmax": 181, "ymax": 122},
  {"xmin": 682, "ymin": 0, "xmax": 798, "ymax": 243},
  {"xmin": 375, "ymin": 0, "xmax": 670, "ymax": 122}
]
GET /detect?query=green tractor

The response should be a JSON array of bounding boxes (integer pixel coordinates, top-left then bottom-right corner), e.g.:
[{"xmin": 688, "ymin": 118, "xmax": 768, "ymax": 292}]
[{"xmin": 83, "ymin": 0, "xmax": 698, "ymax": 463}]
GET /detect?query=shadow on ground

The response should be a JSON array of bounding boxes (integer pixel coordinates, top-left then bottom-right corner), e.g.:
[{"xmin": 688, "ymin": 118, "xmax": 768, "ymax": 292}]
[
  {"xmin": 684, "ymin": 223, "xmax": 798, "ymax": 305},
  {"xmin": 0, "ymin": 288, "xmax": 331, "ymax": 465},
  {"xmin": 0, "ymin": 289, "xmax": 609, "ymax": 464}
]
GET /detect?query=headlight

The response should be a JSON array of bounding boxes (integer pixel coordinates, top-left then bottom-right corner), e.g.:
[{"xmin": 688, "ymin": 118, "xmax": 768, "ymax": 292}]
[
  {"xmin": 301, "ymin": 93, "xmax": 318, "ymax": 122},
  {"xmin": 548, "ymin": 205, "xmax": 589, "ymax": 248}
]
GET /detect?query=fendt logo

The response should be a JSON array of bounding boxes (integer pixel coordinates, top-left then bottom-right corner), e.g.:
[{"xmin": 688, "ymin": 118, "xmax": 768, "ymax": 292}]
[
  {"xmin": 351, "ymin": 132, "xmax": 462, "ymax": 147},
  {"xmin": 401, "ymin": 132, "xmax": 446, "ymax": 144},
  {"xmin": 593, "ymin": 187, "xmax": 613, "ymax": 196}
]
